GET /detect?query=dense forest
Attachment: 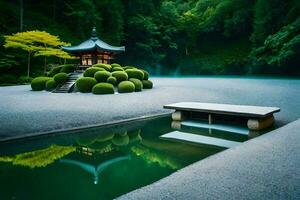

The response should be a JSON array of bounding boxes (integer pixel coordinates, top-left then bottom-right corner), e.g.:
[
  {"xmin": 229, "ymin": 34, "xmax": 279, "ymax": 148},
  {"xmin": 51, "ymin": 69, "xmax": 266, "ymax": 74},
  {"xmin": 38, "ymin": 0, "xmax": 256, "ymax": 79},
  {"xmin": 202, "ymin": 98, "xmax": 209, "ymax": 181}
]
[{"xmin": 0, "ymin": 0, "xmax": 300, "ymax": 83}]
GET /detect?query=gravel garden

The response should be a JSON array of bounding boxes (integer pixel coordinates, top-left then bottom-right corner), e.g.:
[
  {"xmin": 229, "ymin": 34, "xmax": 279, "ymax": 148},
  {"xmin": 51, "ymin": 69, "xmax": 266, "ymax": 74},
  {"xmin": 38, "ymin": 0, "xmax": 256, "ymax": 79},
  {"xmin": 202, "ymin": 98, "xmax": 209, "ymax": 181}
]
[{"xmin": 30, "ymin": 63, "xmax": 153, "ymax": 94}]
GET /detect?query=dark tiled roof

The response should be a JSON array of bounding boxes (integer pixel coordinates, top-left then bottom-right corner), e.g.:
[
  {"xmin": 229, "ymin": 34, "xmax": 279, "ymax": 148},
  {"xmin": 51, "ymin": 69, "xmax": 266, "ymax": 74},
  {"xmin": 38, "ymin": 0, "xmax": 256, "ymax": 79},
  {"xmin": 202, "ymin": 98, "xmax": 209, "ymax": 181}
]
[{"xmin": 62, "ymin": 27, "xmax": 125, "ymax": 53}]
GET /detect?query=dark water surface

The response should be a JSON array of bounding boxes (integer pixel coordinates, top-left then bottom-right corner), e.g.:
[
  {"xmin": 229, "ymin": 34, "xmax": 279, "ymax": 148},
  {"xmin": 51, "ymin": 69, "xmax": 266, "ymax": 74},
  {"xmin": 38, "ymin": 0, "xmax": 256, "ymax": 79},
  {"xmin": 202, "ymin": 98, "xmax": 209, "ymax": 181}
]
[{"xmin": 0, "ymin": 116, "xmax": 268, "ymax": 200}]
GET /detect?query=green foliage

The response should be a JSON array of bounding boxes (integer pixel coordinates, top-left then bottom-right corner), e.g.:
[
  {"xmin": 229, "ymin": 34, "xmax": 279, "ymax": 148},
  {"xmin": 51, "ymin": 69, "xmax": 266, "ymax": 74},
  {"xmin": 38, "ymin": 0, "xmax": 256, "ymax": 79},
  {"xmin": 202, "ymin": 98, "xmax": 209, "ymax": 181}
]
[
  {"xmin": 92, "ymin": 63, "xmax": 112, "ymax": 71},
  {"xmin": 123, "ymin": 66, "xmax": 137, "ymax": 70},
  {"xmin": 129, "ymin": 78, "xmax": 143, "ymax": 92},
  {"xmin": 94, "ymin": 71, "xmax": 111, "ymax": 82},
  {"xmin": 111, "ymin": 63, "xmax": 122, "ymax": 68},
  {"xmin": 112, "ymin": 133, "xmax": 129, "ymax": 146},
  {"xmin": 53, "ymin": 72, "xmax": 68, "ymax": 84},
  {"xmin": 107, "ymin": 76, "xmax": 117, "ymax": 86},
  {"xmin": 142, "ymin": 80, "xmax": 153, "ymax": 89},
  {"xmin": 118, "ymin": 81, "xmax": 135, "ymax": 93},
  {"xmin": 112, "ymin": 67, "xmax": 124, "ymax": 72},
  {"xmin": 0, "ymin": 74, "xmax": 18, "ymax": 84},
  {"xmin": 60, "ymin": 64, "xmax": 76, "ymax": 73},
  {"xmin": 31, "ymin": 77, "xmax": 52, "ymax": 91},
  {"xmin": 112, "ymin": 71, "xmax": 128, "ymax": 83},
  {"xmin": 48, "ymin": 66, "xmax": 63, "ymax": 77},
  {"xmin": 92, "ymin": 83, "xmax": 115, "ymax": 95},
  {"xmin": 76, "ymin": 77, "xmax": 97, "ymax": 93},
  {"xmin": 45, "ymin": 79, "xmax": 57, "ymax": 91},
  {"xmin": 83, "ymin": 67, "xmax": 105, "ymax": 77},
  {"xmin": 125, "ymin": 69, "xmax": 144, "ymax": 80},
  {"xmin": 141, "ymin": 69, "xmax": 149, "ymax": 80}
]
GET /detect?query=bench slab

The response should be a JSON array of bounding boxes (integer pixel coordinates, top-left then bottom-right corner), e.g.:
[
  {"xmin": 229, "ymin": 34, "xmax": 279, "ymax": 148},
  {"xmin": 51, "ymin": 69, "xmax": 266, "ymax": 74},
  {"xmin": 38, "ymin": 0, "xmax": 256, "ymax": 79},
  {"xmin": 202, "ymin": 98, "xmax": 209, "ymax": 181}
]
[{"xmin": 164, "ymin": 102, "xmax": 280, "ymax": 118}]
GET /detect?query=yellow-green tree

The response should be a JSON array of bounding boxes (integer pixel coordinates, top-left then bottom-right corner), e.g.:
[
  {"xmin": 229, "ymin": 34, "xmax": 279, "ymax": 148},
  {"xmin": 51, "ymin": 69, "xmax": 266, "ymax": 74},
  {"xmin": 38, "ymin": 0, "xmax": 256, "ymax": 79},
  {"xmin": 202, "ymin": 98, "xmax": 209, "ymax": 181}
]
[{"xmin": 4, "ymin": 31, "xmax": 72, "ymax": 77}]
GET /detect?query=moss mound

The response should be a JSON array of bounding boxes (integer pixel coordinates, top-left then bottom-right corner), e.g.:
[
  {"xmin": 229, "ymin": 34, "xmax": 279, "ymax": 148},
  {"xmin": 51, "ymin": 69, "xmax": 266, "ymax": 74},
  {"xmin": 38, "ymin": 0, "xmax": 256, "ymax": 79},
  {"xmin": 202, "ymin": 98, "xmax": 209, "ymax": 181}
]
[
  {"xmin": 53, "ymin": 72, "xmax": 68, "ymax": 84},
  {"xmin": 94, "ymin": 71, "xmax": 111, "ymax": 82},
  {"xmin": 112, "ymin": 71, "xmax": 128, "ymax": 83},
  {"xmin": 31, "ymin": 77, "xmax": 52, "ymax": 91},
  {"xmin": 60, "ymin": 64, "xmax": 76, "ymax": 73},
  {"xmin": 92, "ymin": 83, "xmax": 114, "ymax": 95},
  {"xmin": 107, "ymin": 76, "xmax": 117, "ymax": 86},
  {"xmin": 125, "ymin": 69, "xmax": 144, "ymax": 80},
  {"xmin": 92, "ymin": 63, "xmax": 112, "ymax": 71},
  {"xmin": 118, "ymin": 81, "xmax": 135, "ymax": 93},
  {"xmin": 112, "ymin": 134, "xmax": 129, "ymax": 146},
  {"xmin": 112, "ymin": 67, "xmax": 124, "ymax": 72},
  {"xmin": 76, "ymin": 77, "xmax": 97, "ymax": 93},
  {"xmin": 123, "ymin": 66, "xmax": 137, "ymax": 70},
  {"xmin": 83, "ymin": 67, "xmax": 105, "ymax": 77},
  {"xmin": 129, "ymin": 78, "xmax": 143, "ymax": 92},
  {"xmin": 45, "ymin": 79, "xmax": 57, "ymax": 91},
  {"xmin": 111, "ymin": 63, "xmax": 122, "ymax": 68},
  {"xmin": 141, "ymin": 70, "xmax": 149, "ymax": 80},
  {"xmin": 48, "ymin": 66, "xmax": 63, "ymax": 77},
  {"xmin": 142, "ymin": 80, "xmax": 153, "ymax": 89}
]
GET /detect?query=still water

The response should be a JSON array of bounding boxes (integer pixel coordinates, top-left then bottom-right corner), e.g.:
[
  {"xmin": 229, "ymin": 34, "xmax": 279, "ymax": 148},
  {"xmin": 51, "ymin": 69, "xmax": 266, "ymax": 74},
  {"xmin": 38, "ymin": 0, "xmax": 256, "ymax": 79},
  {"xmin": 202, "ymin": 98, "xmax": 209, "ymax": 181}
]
[{"xmin": 0, "ymin": 116, "xmax": 265, "ymax": 200}]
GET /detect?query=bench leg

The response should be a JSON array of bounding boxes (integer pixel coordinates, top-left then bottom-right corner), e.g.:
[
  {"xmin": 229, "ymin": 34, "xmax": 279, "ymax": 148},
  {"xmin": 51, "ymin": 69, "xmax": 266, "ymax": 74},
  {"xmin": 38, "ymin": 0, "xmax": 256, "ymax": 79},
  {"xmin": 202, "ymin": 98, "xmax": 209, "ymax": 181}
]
[
  {"xmin": 247, "ymin": 115, "xmax": 275, "ymax": 131},
  {"xmin": 172, "ymin": 111, "xmax": 186, "ymax": 121}
]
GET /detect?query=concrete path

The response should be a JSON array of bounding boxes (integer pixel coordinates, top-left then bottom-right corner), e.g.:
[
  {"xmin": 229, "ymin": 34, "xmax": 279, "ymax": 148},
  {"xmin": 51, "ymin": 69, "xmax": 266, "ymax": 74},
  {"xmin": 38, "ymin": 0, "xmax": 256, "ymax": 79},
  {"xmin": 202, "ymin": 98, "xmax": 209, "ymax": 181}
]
[
  {"xmin": 0, "ymin": 77, "xmax": 300, "ymax": 140},
  {"xmin": 118, "ymin": 119, "xmax": 300, "ymax": 200}
]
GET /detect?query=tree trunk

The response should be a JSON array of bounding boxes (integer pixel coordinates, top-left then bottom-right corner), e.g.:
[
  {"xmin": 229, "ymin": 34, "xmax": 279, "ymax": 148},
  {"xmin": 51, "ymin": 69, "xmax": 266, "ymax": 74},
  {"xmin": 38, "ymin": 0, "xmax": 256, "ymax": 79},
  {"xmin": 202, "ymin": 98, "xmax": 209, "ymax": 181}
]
[
  {"xmin": 20, "ymin": 0, "xmax": 23, "ymax": 31},
  {"xmin": 27, "ymin": 52, "xmax": 31, "ymax": 78},
  {"xmin": 44, "ymin": 56, "xmax": 47, "ymax": 74}
]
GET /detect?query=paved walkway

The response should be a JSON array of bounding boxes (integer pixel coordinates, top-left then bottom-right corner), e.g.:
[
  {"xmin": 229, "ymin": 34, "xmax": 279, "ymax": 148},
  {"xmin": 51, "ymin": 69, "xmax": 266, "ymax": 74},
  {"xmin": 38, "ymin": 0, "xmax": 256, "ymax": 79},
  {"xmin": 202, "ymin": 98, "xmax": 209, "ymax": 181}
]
[
  {"xmin": 0, "ymin": 77, "xmax": 300, "ymax": 140},
  {"xmin": 118, "ymin": 119, "xmax": 300, "ymax": 200}
]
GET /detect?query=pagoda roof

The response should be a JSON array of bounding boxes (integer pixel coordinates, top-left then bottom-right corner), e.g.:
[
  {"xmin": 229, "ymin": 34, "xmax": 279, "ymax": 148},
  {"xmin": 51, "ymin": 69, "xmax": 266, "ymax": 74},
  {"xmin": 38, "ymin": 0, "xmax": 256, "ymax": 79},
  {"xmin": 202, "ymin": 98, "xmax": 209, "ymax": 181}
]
[{"xmin": 62, "ymin": 27, "xmax": 125, "ymax": 53}]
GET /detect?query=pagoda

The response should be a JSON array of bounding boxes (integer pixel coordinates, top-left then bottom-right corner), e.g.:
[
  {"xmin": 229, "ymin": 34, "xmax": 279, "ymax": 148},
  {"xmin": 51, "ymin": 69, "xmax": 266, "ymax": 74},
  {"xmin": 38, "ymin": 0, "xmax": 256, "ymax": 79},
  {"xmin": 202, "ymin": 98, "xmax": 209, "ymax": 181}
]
[{"xmin": 62, "ymin": 27, "xmax": 125, "ymax": 70}]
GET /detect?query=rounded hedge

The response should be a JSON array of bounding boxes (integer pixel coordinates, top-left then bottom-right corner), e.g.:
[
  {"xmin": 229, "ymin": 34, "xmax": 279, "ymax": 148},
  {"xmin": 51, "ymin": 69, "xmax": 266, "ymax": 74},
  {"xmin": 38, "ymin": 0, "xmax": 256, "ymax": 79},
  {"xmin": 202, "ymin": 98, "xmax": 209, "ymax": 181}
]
[
  {"xmin": 111, "ymin": 63, "xmax": 122, "ymax": 68},
  {"xmin": 45, "ymin": 79, "xmax": 57, "ymax": 91},
  {"xmin": 53, "ymin": 72, "xmax": 68, "ymax": 84},
  {"xmin": 31, "ymin": 77, "xmax": 52, "ymax": 91},
  {"xmin": 118, "ymin": 81, "xmax": 135, "ymax": 93},
  {"xmin": 129, "ymin": 78, "xmax": 143, "ymax": 92},
  {"xmin": 60, "ymin": 64, "xmax": 76, "ymax": 73},
  {"xmin": 92, "ymin": 83, "xmax": 114, "ymax": 95},
  {"xmin": 75, "ymin": 77, "xmax": 97, "ymax": 93},
  {"xmin": 123, "ymin": 66, "xmax": 137, "ymax": 70},
  {"xmin": 92, "ymin": 63, "xmax": 112, "ymax": 71},
  {"xmin": 141, "ymin": 69, "xmax": 149, "ymax": 80},
  {"xmin": 142, "ymin": 80, "xmax": 153, "ymax": 89},
  {"xmin": 125, "ymin": 69, "xmax": 144, "ymax": 80},
  {"xmin": 94, "ymin": 71, "xmax": 111, "ymax": 82},
  {"xmin": 112, "ymin": 67, "xmax": 124, "ymax": 72},
  {"xmin": 112, "ymin": 71, "xmax": 128, "ymax": 83},
  {"xmin": 107, "ymin": 76, "xmax": 117, "ymax": 86},
  {"xmin": 48, "ymin": 66, "xmax": 63, "ymax": 77},
  {"xmin": 83, "ymin": 67, "xmax": 105, "ymax": 77}
]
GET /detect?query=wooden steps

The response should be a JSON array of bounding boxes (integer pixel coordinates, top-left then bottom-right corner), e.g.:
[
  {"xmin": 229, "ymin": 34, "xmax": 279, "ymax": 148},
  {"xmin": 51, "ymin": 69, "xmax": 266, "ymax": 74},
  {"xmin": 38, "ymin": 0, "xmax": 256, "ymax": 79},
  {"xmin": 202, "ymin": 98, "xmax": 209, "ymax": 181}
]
[{"xmin": 52, "ymin": 72, "xmax": 83, "ymax": 93}]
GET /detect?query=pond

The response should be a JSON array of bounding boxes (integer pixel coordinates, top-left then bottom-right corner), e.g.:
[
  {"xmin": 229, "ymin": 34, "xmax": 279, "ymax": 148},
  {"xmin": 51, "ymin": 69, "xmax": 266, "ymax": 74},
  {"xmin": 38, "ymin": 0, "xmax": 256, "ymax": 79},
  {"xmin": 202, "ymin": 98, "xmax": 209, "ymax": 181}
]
[{"xmin": 0, "ymin": 116, "xmax": 269, "ymax": 200}]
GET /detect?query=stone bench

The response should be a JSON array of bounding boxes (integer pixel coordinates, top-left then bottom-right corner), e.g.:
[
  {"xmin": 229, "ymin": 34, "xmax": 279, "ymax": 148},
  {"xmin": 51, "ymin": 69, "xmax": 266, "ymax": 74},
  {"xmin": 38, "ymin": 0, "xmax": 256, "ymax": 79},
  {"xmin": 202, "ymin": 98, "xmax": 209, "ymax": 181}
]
[{"xmin": 164, "ymin": 102, "xmax": 280, "ymax": 131}]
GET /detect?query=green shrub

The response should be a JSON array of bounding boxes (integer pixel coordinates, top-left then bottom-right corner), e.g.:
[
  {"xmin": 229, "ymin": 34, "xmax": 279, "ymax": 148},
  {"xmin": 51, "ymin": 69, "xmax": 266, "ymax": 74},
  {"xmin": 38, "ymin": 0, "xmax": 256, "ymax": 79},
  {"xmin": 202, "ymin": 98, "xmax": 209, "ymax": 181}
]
[
  {"xmin": 129, "ymin": 78, "xmax": 143, "ymax": 92},
  {"xmin": 75, "ymin": 77, "xmax": 97, "ymax": 93},
  {"xmin": 142, "ymin": 80, "xmax": 153, "ymax": 89},
  {"xmin": 48, "ymin": 66, "xmax": 63, "ymax": 77},
  {"xmin": 141, "ymin": 69, "xmax": 149, "ymax": 80},
  {"xmin": 31, "ymin": 77, "xmax": 52, "ymax": 91},
  {"xmin": 107, "ymin": 76, "xmax": 117, "ymax": 86},
  {"xmin": 118, "ymin": 81, "xmax": 135, "ymax": 93},
  {"xmin": 0, "ymin": 74, "xmax": 18, "ymax": 84},
  {"xmin": 112, "ymin": 71, "xmax": 128, "ymax": 83},
  {"xmin": 92, "ymin": 83, "xmax": 114, "ymax": 95},
  {"xmin": 125, "ymin": 69, "xmax": 144, "ymax": 80},
  {"xmin": 123, "ymin": 66, "xmax": 137, "ymax": 70},
  {"xmin": 83, "ymin": 67, "xmax": 105, "ymax": 77},
  {"xmin": 53, "ymin": 73, "xmax": 68, "ymax": 84},
  {"xmin": 60, "ymin": 64, "xmax": 76, "ymax": 73},
  {"xmin": 45, "ymin": 79, "xmax": 57, "ymax": 91},
  {"xmin": 112, "ymin": 67, "xmax": 124, "ymax": 72},
  {"xmin": 94, "ymin": 71, "xmax": 111, "ymax": 82},
  {"xmin": 92, "ymin": 63, "xmax": 112, "ymax": 71},
  {"xmin": 111, "ymin": 63, "xmax": 122, "ymax": 68},
  {"xmin": 18, "ymin": 76, "xmax": 32, "ymax": 84},
  {"xmin": 112, "ymin": 134, "xmax": 129, "ymax": 146}
]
